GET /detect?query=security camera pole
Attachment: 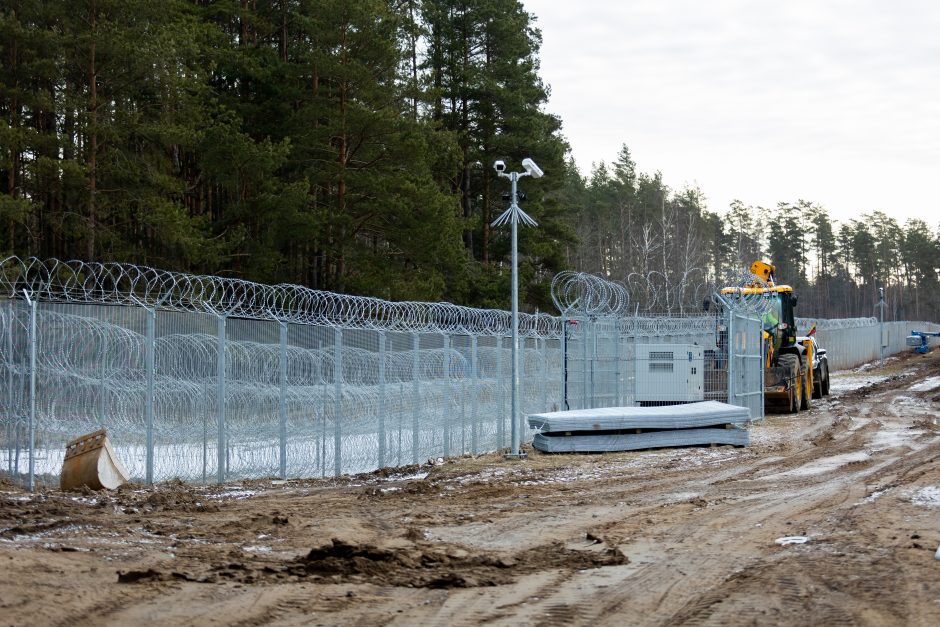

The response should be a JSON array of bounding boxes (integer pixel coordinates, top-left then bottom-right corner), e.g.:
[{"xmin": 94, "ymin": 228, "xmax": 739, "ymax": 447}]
[{"xmin": 492, "ymin": 158, "xmax": 542, "ymax": 459}]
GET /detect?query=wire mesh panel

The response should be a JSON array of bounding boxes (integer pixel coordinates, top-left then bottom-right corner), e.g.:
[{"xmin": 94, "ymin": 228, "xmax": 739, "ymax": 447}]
[
  {"xmin": 4, "ymin": 257, "xmax": 933, "ymax": 487},
  {"xmin": 729, "ymin": 311, "xmax": 764, "ymax": 419}
]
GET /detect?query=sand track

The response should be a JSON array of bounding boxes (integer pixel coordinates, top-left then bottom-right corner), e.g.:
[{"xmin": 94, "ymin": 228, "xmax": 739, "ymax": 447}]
[{"xmin": 2, "ymin": 351, "xmax": 939, "ymax": 626}]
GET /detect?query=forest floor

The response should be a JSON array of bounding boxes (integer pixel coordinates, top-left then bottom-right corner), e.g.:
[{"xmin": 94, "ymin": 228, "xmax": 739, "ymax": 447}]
[{"xmin": 2, "ymin": 351, "xmax": 940, "ymax": 626}]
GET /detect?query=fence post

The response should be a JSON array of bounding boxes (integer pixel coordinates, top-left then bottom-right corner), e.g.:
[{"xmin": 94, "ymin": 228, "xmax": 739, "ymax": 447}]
[
  {"xmin": 471, "ymin": 335, "xmax": 478, "ymax": 454},
  {"xmin": 591, "ymin": 319, "xmax": 599, "ymax": 408},
  {"xmin": 145, "ymin": 306, "xmax": 156, "ymax": 484},
  {"xmin": 561, "ymin": 317, "xmax": 568, "ymax": 410},
  {"xmin": 334, "ymin": 328, "xmax": 343, "ymax": 477},
  {"xmin": 411, "ymin": 332, "xmax": 420, "ymax": 464},
  {"xmin": 378, "ymin": 330, "xmax": 386, "ymax": 469},
  {"xmin": 582, "ymin": 319, "xmax": 589, "ymax": 409},
  {"xmin": 496, "ymin": 335, "xmax": 504, "ymax": 448},
  {"xmin": 5, "ymin": 299, "xmax": 14, "ymax": 477},
  {"xmin": 216, "ymin": 314, "xmax": 226, "ymax": 484},
  {"xmin": 614, "ymin": 330, "xmax": 622, "ymax": 407},
  {"xmin": 279, "ymin": 321, "xmax": 288, "ymax": 479},
  {"xmin": 25, "ymin": 295, "xmax": 36, "ymax": 492},
  {"xmin": 442, "ymin": 334, "xmax": 451, "ymax": 458},
  {"xmin": 98, "ymin": 332, "xmax": 108, "ymax": 428},
  {"xmin": 727, "ymin": 311, "xmax": 735, "ymax": 407},
  {"xmin": 540, "ymin": 337, "xmax": 548, "ymax": 411},
  {"xmin": 760, "ymin": 323, "xmax": 765, "ymax": 418}
]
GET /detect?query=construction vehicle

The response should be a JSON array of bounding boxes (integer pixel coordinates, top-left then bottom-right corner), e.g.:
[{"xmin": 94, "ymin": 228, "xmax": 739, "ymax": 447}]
[
  {"xmin": 719, "ymin": 261, "xmax": 815, "ymax": 413},
  {"xmin": 907, "ymin": 330, "xmax": 940, "ymax": 354},
  {"xmin": 60, "ymin": 429, "xmax": 129, "ymax": 491}
]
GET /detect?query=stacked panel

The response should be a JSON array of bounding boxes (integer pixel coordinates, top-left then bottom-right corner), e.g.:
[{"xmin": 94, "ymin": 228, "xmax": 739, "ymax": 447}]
[{"xmin": 528, "ymin": 401, "xmax": 750, "ymax": 454}]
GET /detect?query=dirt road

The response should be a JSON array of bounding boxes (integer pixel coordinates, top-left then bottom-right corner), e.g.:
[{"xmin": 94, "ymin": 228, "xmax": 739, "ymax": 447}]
[{"xmin": 2, "ymin": 351, "xmax": 939, "ymax": 626}]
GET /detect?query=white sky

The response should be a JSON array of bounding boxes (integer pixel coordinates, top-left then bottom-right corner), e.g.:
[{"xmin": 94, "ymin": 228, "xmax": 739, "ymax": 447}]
[{"xmin": 523, "ymin": 0, "xmax": 940, "ymax": 227}]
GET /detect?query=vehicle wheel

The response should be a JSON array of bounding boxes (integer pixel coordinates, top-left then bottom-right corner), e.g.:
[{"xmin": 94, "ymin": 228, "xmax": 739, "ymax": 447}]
[
  {"xmin": 812, "ymin": 365, "xmax": 822, "ymax": 399},
  {"xmin": 800, "ymin": 373, "xmax": 813, "ymax": 411},
  {"xmin": 800, "ymin": 358, "xmax": 810, "ymax": 411},
  {"xmin": 821, "ymin": 362, "xmax": 830, "ymax": 396},
  {"xmin": 778, "ymin": 353, "xmax": 800, "ymax": 414}
]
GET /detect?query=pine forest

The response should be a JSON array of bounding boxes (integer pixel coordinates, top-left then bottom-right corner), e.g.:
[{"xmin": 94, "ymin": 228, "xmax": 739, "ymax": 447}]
[{"xmin": 1, "ymin": 0, "xmax": 938, "ymax": 320}]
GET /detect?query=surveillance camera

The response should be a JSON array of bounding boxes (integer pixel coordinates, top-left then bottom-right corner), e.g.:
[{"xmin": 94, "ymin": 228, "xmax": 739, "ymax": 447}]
[
  {"xmin": 521, "ymin": 158, "xmax": 543, "ymax": 178},
  {"xmin": 494, "ymin": 160, "xmax": 506, "ymax": 173}
]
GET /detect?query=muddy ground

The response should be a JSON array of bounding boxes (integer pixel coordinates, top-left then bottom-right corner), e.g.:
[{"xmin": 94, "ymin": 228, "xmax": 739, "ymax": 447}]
[{"xmin": 2, "ymin": 351, "xmax": 940, "ymax": 626}]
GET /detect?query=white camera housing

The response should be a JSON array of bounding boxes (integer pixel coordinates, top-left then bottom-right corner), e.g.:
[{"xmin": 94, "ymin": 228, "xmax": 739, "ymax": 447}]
[
  {"xmin": 494, "ymin": 160, "xmax": 506, "ymax": 173},
  {"xmin": 521, "ymin": 158, "xmax": 544, "ymax": 178}
]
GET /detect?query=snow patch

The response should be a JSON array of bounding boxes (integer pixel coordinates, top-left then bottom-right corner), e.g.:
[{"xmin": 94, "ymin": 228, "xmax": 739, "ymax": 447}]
[
  {"xmin": 207, "ymin": 489, "xmax": 257, "ymax": 500},
  {"xmin": 870, "ymin": 428, "xmax": 922, "ymax": 450},
  {"xmin": 242, "ymin": 545, "xmax": 272, "ymax": 553},
  {"xmin": 910, "ymin": 377, "xmax": 940, "ymax": 393},
  {"xmin": 775, "ymin": 536, "xmax": 809, "ymax": 545},
  {"xmin": 828, "ymin": 374, "xmax": 888, "ymax": 394},
  {"xmin": 856, "ymin": 489, "xmax": 888, "ymax": 505},
  {"xmin": 760, "ymin": 451, "xmax": 869, "ymax": 479},
  {"xmin": 911, "ymin": 486, "xmax": 940, "ymax": 507}
]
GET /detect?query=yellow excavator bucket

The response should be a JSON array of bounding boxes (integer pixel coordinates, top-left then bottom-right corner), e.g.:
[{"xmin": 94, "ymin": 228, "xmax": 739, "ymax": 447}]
[
  {"xmin": 750, "ymin": 260, "xmax": 776, "ymax": 283},
  {"xmin": 60, "ymin": 429, "xmax": 129, "ymax": 491}
]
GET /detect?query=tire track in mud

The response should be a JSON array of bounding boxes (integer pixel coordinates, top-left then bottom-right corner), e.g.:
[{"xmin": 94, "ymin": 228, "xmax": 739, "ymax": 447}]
[{"xmin": 3, "ymin": 353, "xmax": 939, "ymax": 626}]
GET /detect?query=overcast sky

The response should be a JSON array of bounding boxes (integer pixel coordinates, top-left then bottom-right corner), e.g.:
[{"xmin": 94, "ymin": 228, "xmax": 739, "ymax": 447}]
[{"xmin": 523, "ymin": 0, "xmax": 940, "ymax": 227}]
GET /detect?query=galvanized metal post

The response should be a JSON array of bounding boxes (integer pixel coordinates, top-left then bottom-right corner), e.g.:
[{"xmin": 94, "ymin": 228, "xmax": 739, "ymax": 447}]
[
  {"xmin": 334, "ymin": 328, "xmax": 343, "ymax": 476},
  {"xmin": 278, "ymin": 321, "xmax": 288, "ymax": 479},
  {"xmin": 496, "ymin": 335, "xmax": 504, "ymax": 448},
  {"xmin": 411, "ymin": 332, "xmax": 420, "ymax": 464},
  {"xmin": 397, "ymin": 380, "xmax": 404, "ymax": 466},
  {"xmin": 759, "ymin": 319, "xmax": 765, "ymax": 419},
  {"xmin": 26, "ymin": 295, "xmax": 36, "ymax": 492},
  {"xmin": 590, "ymin": 319, "xmax": 598, "ymax": 407},
  {"xmin": 202, "ymin": 379, "xmax": 208, "ymax": 484},
  {"xmin": 492, "ymin": 164, "xmax": 539, "ymax": 459},
  {"xmin": 443, "ymin": 334, "xmax": 451, "ymax": 458},
  {"xmin": 5, "ymin": 299, "xmax": 14, "ymax": 477},
  {"xmin": 560, "ymin": 315, "xmax": 567, "ymax": 411},
  {"xmin": 540, "ymin": 337, "xmax": 548, "ymax": 411},
  {"xmin": 145, "ymin": 306, "xmax": 156, "ymax": 484},
  {"xmin": 509, "ymin": 172, "xmax": 522, "ymax": 457},
  {"xmin": 581, "ymin": 318, "xmax": 589, "ymax": 409},
  {"xmin": 470, "ymin": 335, "xmax": 479, "ymax": 454},
  {"xmin": 377, "ymin": 330, "xmax": 386, "ymax": 468},
  {"xmin": 878, "ymin": 288, "xmax": 885, "ymax": 368},
  {"xmin": 216, "ymin": 314, "xmax": 226, "ymax": 484},
  {"xmin": 98, "ymin": 332, "xmax": 108, "ymax": 428},
  {"xmin": 318, "ymin": 340, "xmax": 325, "ymax": 477},
  {"xmin": 614, "ymin": 330, "xmax": 622, "ymax": 406},
  {"xmin": 728, "ymin": 310, "xmax": 735, "ymax": 406}
]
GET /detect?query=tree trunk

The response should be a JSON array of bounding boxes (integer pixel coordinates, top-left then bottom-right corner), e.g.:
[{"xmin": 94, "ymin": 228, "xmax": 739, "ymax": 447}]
[{"xmin": 87, "ymin": 2, "xmax": 98, "ymax": 261}]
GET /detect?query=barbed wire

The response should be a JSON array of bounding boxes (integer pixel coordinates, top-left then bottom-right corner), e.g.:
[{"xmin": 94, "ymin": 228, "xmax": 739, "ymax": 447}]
[
  {"xmin": 0, "ymin": 256, "xmax": 562, "ymax": 340},
  {"xmin": 796, "ymin": 317, "xmax": 877, "ymax": 330},
  {"xmin": 708, "ymin": 267, "xmax": 776, "ymax": 317},
  {"xmin": 550, "ymin": 271, "xmax": 630, "ymax": 317}
]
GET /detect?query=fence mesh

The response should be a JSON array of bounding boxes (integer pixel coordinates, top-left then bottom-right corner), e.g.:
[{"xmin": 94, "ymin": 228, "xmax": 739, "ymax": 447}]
[{"xmin": 7, "ymin": 257, "xmax": 926, "ymax": 487}]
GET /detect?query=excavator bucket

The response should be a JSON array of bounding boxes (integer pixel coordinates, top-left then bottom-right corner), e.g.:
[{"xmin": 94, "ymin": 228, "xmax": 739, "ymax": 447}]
[{"xmin": 60, "ymin": 429, "xmax": 129, "ymax": 491}]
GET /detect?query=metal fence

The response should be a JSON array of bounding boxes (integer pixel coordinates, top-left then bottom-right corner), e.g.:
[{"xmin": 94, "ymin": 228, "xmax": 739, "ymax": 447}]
[
  {"xmin": 1, "ymin": 298, "xmax": 565, "ymax": 486},
  {"xmin": 558, "ymin": 310, "xmax": 763, "ymax": 420},
  {"xmin": 797, "ymin": 318, "xmax": 940, "ymax": 370},
  {"xmin": 5, "ymin": 257, "xmax": 921, "ymax": 489}
]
